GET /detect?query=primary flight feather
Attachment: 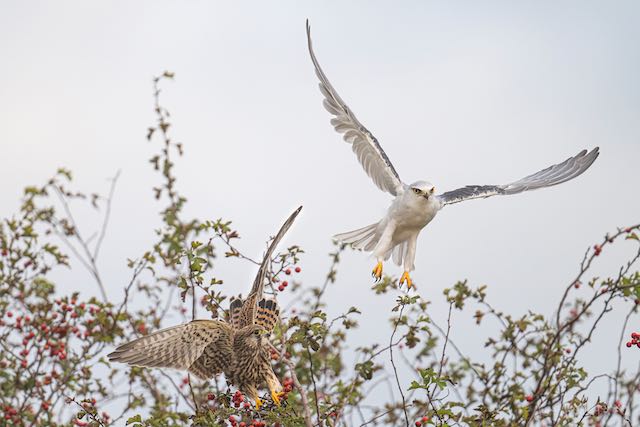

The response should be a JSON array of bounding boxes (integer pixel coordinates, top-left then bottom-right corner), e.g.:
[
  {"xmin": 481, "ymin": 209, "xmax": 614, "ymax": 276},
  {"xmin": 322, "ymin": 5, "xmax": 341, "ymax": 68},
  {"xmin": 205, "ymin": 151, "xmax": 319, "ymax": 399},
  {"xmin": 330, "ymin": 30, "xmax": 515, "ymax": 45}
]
[{"xmin": 306, "ymin": 21, "xmax": 599, "ymax": 289}]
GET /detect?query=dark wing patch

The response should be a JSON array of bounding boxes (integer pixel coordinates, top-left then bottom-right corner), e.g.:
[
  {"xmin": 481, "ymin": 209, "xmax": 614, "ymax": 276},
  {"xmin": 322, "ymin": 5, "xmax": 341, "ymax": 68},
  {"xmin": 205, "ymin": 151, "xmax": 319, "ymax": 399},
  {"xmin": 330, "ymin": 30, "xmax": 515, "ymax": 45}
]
[{"xmin": 255, "ymin": 299, "xmax": 280, "ymax": 333}]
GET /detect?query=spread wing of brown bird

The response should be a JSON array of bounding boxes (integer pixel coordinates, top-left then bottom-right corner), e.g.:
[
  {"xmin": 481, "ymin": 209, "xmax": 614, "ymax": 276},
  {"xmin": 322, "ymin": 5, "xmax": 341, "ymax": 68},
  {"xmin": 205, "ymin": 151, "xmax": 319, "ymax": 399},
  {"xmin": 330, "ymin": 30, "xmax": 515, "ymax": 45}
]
[{"xmin": 108, "ymin": 206, "xmax": 302, "ymax": 408}]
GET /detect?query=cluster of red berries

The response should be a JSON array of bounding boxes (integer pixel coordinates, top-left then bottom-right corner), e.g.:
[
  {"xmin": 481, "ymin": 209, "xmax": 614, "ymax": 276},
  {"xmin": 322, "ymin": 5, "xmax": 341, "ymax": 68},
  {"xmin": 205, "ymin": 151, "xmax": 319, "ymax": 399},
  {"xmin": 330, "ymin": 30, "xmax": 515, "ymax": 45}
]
[
  {"xmin": 625, "ymin": 332, "xmax": 640, "ymax": 348},
  {"xmin": 228, "ymin": 416, "xmax": 267, "ymax": 427},
  {"xmin": 593, "ymin": 400, "xmax": 625, "ymax": 419},
  {"xmin": 414, "ymin": 416, "xmax": 429, "ymax": 426},
  {"xmin": 282, "ymin": 377, "xmax": 294, "ymax": 394},
  {"xmin": 1, "ymin": 298, "xmax": 106, "ymax": 378},
  {"xmin": 231, "ymin": 391, "xmax": 251, "ymax": 409},
  {"xmin": 3, "ymin": 406, "xmax": 18, "ymax": 422},
  {"xmin": 593, "ymin": 244, "xmax": 603, "ymax": 256},
  {"xmin": 277, "ymin": 266, "xmax": 302, "ymax": 292},
  {"xmin": 593, "ymin": 403, "xmax": 607, "ymax": 416}
]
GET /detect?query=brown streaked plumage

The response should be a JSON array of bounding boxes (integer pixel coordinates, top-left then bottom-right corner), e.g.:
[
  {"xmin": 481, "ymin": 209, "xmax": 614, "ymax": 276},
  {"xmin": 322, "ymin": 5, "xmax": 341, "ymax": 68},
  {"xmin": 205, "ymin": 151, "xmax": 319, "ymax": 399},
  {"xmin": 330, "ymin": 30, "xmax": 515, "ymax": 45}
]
[{"xmin": 108, "ymin": 206, "xmax": 302, "ymax": 408}]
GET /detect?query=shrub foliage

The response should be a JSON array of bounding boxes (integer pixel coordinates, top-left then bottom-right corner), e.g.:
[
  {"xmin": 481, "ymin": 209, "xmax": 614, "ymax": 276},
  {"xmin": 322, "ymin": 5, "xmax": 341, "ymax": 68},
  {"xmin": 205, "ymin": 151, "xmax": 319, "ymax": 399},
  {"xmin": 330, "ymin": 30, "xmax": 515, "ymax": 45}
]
[{"xmin": 1, "ymin": 73, "xmax": 639, "ymax": 427}]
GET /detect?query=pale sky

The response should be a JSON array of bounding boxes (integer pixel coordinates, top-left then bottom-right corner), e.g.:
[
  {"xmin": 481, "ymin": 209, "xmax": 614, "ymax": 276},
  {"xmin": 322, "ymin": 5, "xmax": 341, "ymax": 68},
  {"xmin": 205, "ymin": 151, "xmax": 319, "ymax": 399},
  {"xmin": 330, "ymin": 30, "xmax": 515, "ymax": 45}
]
[{"xmin": 1, "ymin": 0, "xmax": 639, "ymax": 420}]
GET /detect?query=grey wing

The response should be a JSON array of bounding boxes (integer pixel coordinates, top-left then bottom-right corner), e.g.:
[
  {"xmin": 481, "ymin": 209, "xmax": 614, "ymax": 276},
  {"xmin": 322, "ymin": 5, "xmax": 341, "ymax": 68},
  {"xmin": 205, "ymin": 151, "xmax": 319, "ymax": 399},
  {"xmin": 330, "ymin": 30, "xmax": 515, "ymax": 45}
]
[
  {"xmin": 437, "ymin": 148, "xmax": 599, "ymax": 206},
  {"xmin": 240, "ymin": 206, "xmax": 302, "ymax": 327},
  {"xmin": 108, "ymin": 320, "xmax": 232, "ymax": 372},
  {"xmin": 306, "ymin": 21, "xmax": 404, "ymax": 196}
]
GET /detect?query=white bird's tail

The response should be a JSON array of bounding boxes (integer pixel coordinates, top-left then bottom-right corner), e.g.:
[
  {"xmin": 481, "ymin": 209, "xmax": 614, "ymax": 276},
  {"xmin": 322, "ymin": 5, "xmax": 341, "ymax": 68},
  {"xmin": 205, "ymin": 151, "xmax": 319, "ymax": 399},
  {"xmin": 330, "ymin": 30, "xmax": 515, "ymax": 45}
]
[
  {"xmin": 333, "ymin": 222, "xmax": 380, "ymax": 252},
  {"xmin": 335, "ymin": 222, "xmax": 406, "ymax": 267}
]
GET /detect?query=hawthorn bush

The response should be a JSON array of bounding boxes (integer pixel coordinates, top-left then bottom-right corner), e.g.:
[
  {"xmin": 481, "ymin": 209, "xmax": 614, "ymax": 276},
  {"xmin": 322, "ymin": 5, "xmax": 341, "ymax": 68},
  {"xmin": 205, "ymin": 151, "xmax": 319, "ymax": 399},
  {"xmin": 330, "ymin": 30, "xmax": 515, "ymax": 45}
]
[{"xmin": 1, "ymin": 73, "xmax": 639, "ymax": 427}]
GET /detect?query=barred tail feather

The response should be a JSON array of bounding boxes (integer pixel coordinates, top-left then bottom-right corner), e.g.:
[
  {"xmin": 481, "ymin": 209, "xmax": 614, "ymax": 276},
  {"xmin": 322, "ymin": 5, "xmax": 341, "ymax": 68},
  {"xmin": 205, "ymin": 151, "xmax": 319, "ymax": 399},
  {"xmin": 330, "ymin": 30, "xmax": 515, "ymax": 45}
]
[{"xmin": 334, "ymin": 222, "xmax": 379, "ymax": 251}]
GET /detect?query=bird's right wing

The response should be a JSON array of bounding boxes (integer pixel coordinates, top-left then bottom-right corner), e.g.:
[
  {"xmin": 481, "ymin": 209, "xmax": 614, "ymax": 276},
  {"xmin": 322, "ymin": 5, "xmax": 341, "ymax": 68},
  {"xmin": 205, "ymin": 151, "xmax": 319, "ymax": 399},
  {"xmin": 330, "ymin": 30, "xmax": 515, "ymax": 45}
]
[
  {"xmin": 436, "ymin": 148, "xmax": 599, "ymax": 206},
  {"xmin": 239, "ymin": 206, "xmax": 302, "ymax": 327},
  {"xmin": 306, "ymin": 21, "xmax": 404, "ymax": 196},
  {"xmin": 108, "ymin": 320, "xmax": 232, "ymax": 371}
]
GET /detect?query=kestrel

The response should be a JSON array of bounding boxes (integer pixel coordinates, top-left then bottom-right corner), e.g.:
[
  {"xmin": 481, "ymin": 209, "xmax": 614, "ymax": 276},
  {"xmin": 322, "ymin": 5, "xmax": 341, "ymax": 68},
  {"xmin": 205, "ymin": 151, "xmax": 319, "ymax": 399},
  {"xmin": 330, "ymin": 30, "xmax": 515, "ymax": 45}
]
[
  {"xmin": 108, "ymin": 206, "xmax": 302, "ymax": 408},
  {"xmin": 306, "ymin": 21, "xmax": 599, "ymax": 289}
]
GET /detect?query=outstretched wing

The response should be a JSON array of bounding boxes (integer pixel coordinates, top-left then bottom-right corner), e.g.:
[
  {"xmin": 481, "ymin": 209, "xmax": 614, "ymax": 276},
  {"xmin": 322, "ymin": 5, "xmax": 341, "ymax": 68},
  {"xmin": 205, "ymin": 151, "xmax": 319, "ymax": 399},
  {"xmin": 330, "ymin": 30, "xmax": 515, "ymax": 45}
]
[
  {"xmin": 108, "ymin": 320, "xmax": 232, "ymax": 374},
  {"xmin": 306, "ymin": 21, "xmax": 404, "ymax": 196},
  {"xmin": 437, "ymin": 148, "xmax": 599, "ymax": 206},
  {"xmin": 239, "ymin": 206, "xmax": 302, "ymax": 327}
]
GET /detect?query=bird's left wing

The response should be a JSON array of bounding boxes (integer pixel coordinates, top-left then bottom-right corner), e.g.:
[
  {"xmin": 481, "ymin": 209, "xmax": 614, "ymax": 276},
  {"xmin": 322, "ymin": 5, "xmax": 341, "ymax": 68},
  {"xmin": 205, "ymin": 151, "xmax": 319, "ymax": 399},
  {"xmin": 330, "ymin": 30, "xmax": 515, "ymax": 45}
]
[
  {"xmin": 306, "ymin": 21, "xmax": 404, "ymax": 196},
  {"xmin": 437, "ymin": 148, "xmax": 599, "ymax": 206},
  {"xmin": 239, "ymin": 206, "xmax": 302, "ymax": 327},
  {"xmin": 108, "ymin": 320, "xmax": 231, "ymax": 371}
]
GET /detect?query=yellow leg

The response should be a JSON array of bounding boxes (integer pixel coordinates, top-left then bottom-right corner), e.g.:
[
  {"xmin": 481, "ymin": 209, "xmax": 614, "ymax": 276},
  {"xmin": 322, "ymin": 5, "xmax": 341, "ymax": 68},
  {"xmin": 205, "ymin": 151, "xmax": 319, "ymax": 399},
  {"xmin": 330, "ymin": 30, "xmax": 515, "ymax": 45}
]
[
  {"xmin": 371, "ymin": 261, "xmax": 383, "ymax": 281},
  {"xmin": 266, "ymin": 374, "xmax": 284, "ymax": 406},
  {"xmin": 271, "ymin": 390, "xmax": 285, "ymax": 406},
  {"xmin": 254, "ymin": 396, "xmax": 263, "ymax": 410},
  {"xmin": 399, "ymin": 271, "xmax": 413, "ymax": 289}
]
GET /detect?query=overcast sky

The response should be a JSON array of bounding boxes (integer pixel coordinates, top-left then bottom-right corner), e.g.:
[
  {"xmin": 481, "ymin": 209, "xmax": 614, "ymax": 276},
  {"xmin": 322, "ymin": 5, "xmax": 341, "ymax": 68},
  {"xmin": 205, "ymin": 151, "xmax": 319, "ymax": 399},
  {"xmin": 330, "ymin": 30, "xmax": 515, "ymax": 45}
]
[{"xmin": 1, "ymin": 0, "xmax": 639, "ymax": 419}]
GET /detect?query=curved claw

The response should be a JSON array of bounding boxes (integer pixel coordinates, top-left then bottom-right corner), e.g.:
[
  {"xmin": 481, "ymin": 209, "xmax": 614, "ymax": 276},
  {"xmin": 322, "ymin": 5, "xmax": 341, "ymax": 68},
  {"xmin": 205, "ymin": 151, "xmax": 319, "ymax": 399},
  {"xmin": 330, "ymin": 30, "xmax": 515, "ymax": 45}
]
[
  {"xmin": 399, "ymin": 271, "xmax": 413, "ymax": 289},
  {"xmin": 271, "ymin": 390, "xmax": 285, "ymax": 406},
  {"xmin": 371, "ymin": 262, "xmax": 383, "ymax": 282}
]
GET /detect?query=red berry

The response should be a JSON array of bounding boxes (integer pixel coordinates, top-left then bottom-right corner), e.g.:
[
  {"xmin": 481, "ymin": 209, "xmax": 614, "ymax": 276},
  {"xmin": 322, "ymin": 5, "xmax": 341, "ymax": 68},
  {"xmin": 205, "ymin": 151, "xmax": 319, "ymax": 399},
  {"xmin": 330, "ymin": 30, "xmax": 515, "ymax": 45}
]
[
  {"xmin": 525, "ymin": 395, "xmax": 533, "ymax": 402},
  {"xmin": 615, "ymin": 400, "xmax": 622, "ymax": 408},
  {"xmin": 421, "ymin": 417, "xmax": 429, "ymax": 423},
  {"xmin": 207, "ymin": 393, "xmax": 214, "ymax": 400},
  {"xmin": 415, "ymin": 422, "xmax": 422, "ymax": 427},
  {"xmin": 282, "ymin": 281, "xmax": 288, "ymax": 287},
  {"xmin": 285, "ymin": 268, "xmax": 291, "ymax": 275},
  {"xmin": 632, "ymin": 332, "xmax": 639, "ymax": 339},
  {"xmin": 295, "ymin": 266, "xmax": 301, "ymax": 273},
  {"xmin": 278, "ymin": 285, "xmax": 285, "ymax": 292}
]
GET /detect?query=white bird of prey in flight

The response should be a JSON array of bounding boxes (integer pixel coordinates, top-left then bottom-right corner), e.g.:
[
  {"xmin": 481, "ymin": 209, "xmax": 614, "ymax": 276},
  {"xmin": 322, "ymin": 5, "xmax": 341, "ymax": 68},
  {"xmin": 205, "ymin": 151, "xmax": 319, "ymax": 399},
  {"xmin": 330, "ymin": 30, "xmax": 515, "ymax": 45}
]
[{"xmin": 305, "ymin": 21, "xmax": 599, "ymax": 289}]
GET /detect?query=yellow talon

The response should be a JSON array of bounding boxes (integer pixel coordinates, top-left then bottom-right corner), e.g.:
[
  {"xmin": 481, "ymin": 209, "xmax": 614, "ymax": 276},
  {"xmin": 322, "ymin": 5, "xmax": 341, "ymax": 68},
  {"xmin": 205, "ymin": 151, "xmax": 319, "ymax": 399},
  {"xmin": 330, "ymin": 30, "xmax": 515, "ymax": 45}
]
[
  {"xmin": 255, "ymin": 397, "xmax": 263, "ymax": 410},
  {"xmin": 372, "ymin": 261, "xmax": 383, "ymax": 281},
  {"xmin": 399, "ymin": 271, "xmax": 413, "ymax": 289},
  {"xmin": 271, "ymin": 390, "xmax": 284, "ymax": 406}
]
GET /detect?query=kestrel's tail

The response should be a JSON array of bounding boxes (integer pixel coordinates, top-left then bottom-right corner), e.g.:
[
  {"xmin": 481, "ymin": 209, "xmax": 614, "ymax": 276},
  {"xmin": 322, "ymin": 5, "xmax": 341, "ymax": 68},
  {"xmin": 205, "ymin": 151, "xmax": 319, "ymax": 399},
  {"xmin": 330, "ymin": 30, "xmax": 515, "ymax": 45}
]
[{"xmin": 334, "ymin": 222, "xmax": 380, "ymax": 251}]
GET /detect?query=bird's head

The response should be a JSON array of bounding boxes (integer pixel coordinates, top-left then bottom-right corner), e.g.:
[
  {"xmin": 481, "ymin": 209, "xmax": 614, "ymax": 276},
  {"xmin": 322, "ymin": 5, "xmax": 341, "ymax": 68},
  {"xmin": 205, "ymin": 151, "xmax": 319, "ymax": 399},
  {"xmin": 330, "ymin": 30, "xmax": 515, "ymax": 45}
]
[
  {"xmin": 408, "ymin": 180, "xmax": 436, "ymax": 200},
  {"xmin": 239, "ymin": 324, "xmax": 269, "ymax": 349}
]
